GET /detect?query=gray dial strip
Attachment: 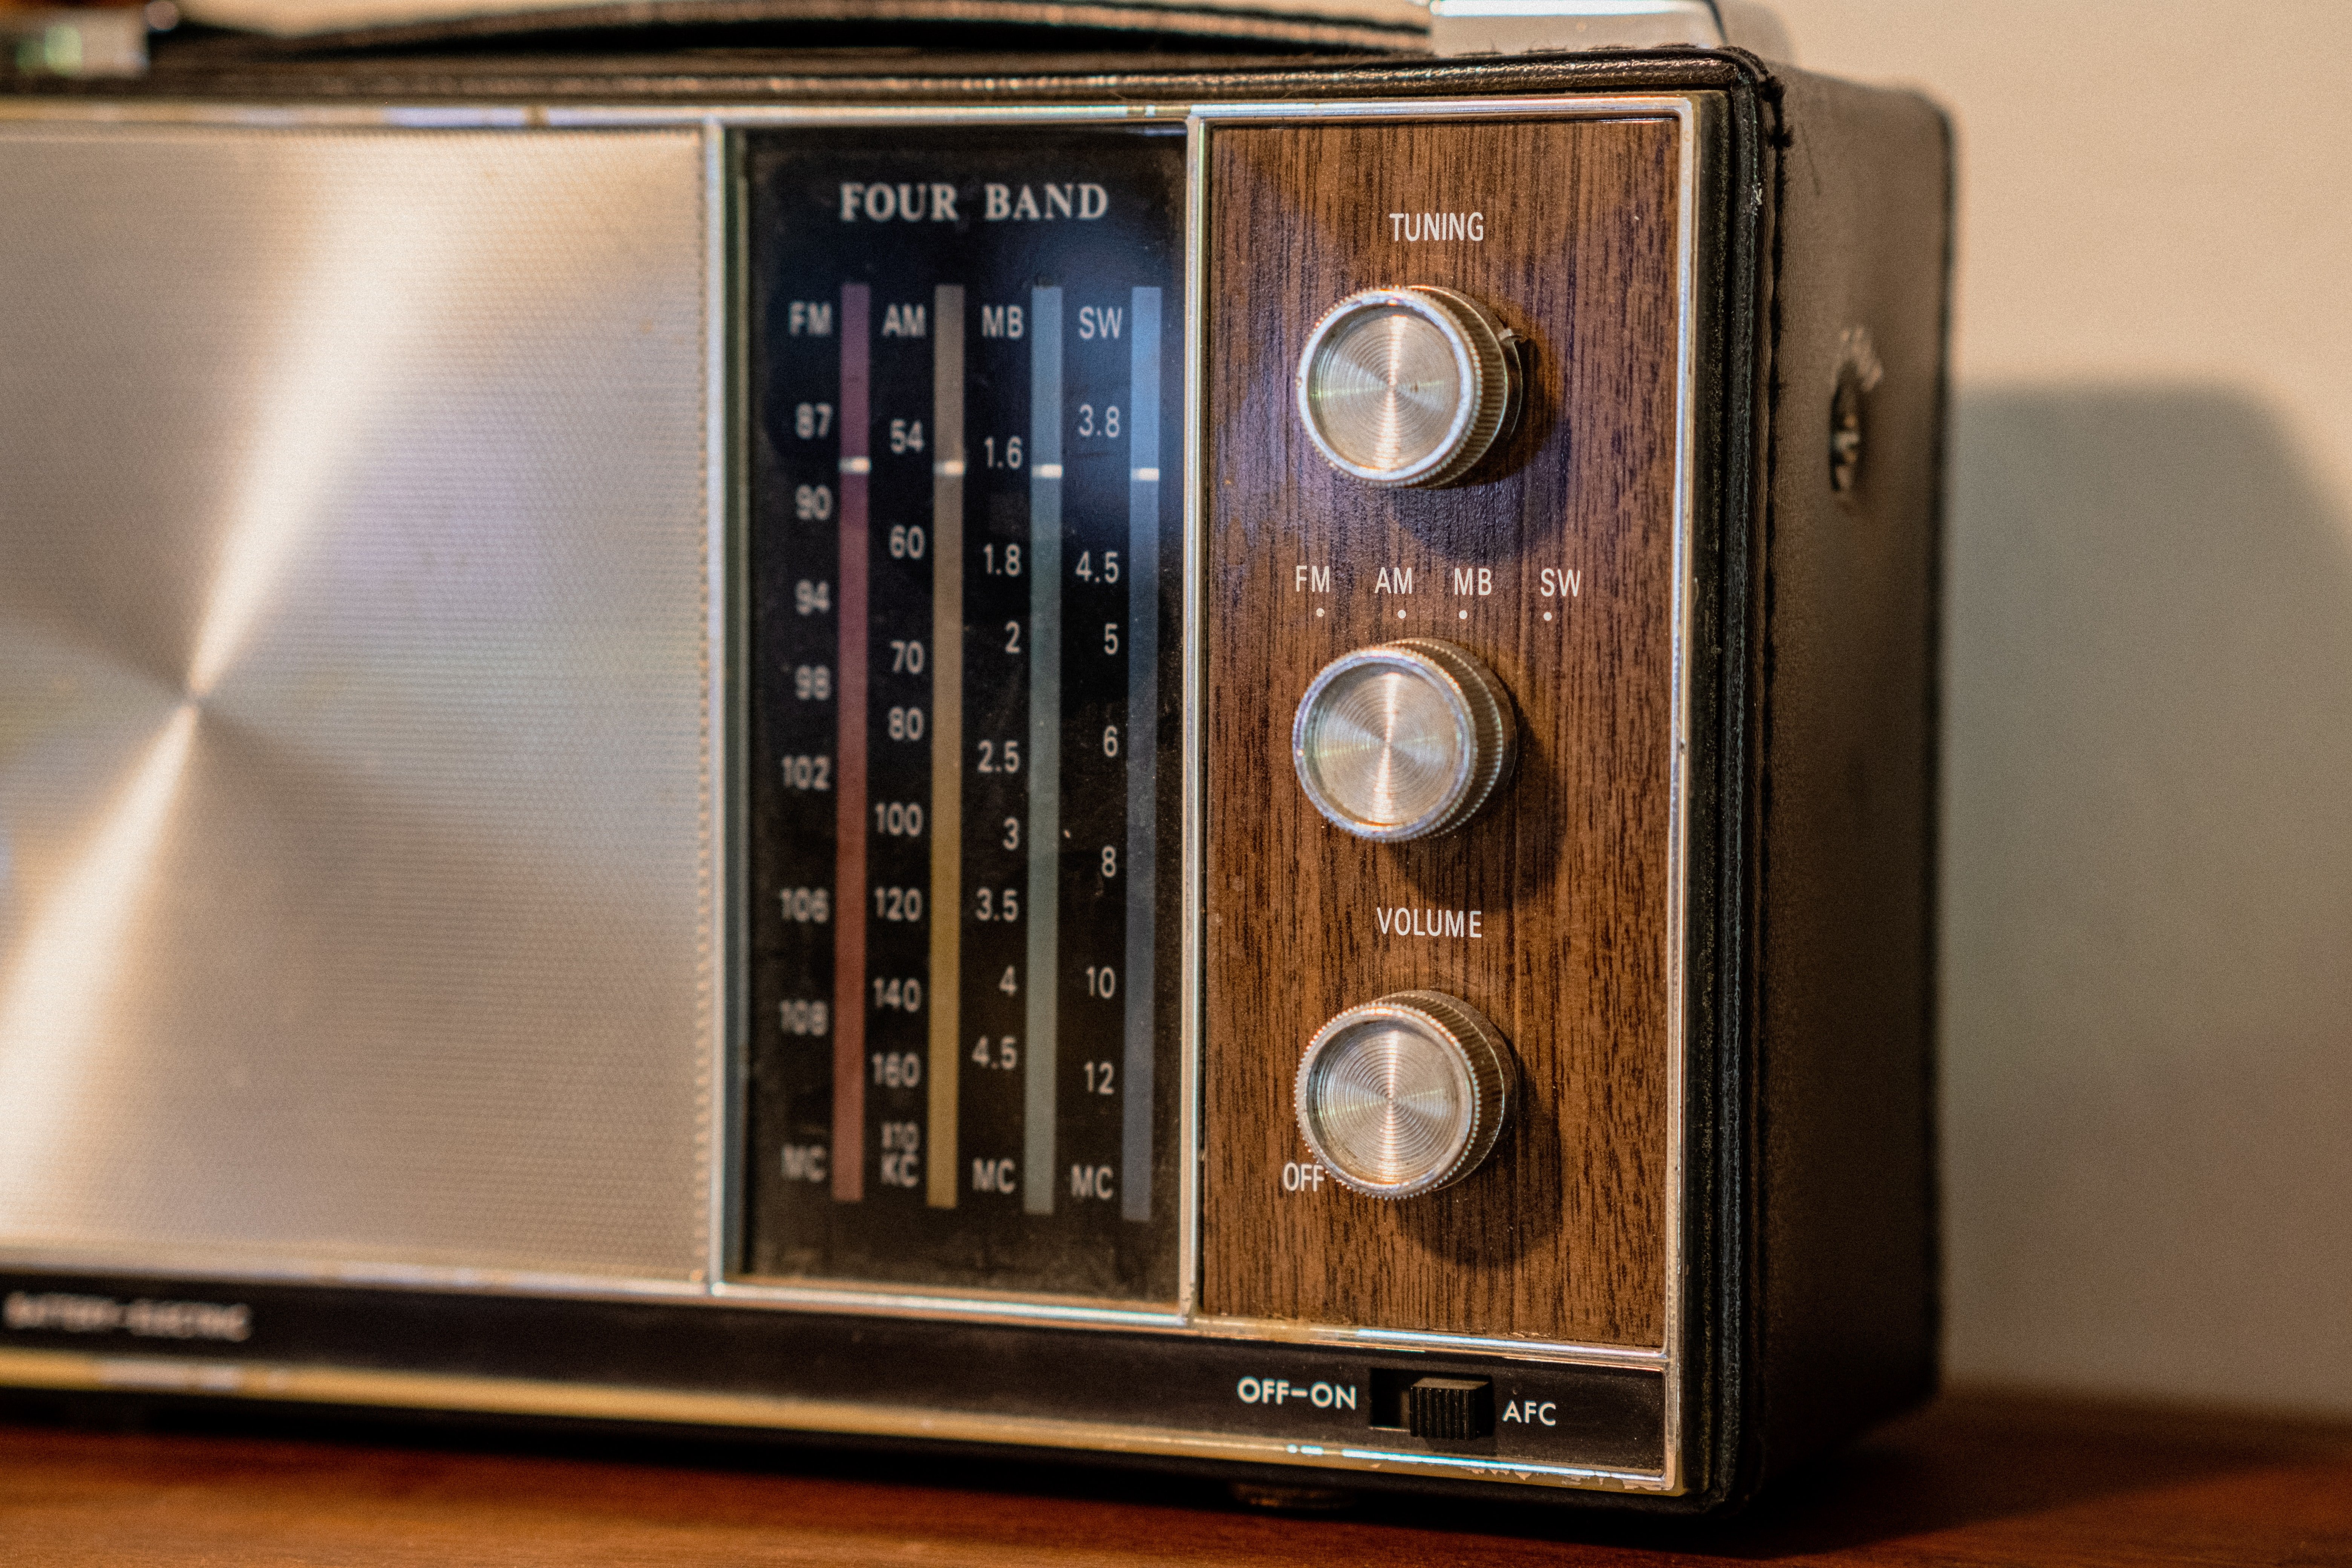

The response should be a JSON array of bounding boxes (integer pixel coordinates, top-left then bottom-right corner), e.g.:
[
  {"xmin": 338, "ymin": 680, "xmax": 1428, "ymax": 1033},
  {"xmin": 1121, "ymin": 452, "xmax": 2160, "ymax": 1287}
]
[
  {"xmin": 1023, "ymin": 285, "xmax": 1064, "ymax": 1215},
  {"xmin": 1121, "ymin": 285, "xmax": 1162, "ymax": 1223}
]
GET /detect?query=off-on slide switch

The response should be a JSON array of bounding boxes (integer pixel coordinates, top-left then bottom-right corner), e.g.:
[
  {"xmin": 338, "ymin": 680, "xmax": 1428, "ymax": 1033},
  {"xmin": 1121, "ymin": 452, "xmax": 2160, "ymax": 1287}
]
[{"xmin": 1405, "ymin": 1376, "xmax": 1494, "ymax": 1441}]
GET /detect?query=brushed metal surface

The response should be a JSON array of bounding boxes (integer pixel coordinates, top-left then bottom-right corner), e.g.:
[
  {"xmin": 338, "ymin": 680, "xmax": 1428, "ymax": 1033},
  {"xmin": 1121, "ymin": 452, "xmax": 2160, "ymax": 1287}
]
[
  {"xmin": 1294, "ymin": 990, "xmax": 1513, "ymax": 1199},
  {"xmin": 0, "ymin": 127, "xmax": 714, "ymax": 1282}
]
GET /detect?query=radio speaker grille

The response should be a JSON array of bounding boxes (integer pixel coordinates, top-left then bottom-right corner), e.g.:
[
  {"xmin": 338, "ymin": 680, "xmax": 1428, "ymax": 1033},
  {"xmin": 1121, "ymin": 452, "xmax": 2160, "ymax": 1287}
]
[{"xmin": 0, "ymin": 126, "xmax": 714, "ymax": 1283}]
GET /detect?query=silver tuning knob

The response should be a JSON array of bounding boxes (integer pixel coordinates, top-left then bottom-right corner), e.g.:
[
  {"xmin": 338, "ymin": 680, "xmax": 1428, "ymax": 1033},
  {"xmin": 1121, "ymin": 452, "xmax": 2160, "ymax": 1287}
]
[
  {"xmin": 1294, "ymin": 285, "xmax": 1521, "ymax": 487},
  {"xmin": 1292, "ymin": 639, "xmax": 1516, "ymax": 842},
  {"xmin": 1295, "ymin": 991, "xmax": 1514, "ymax": 1199}
]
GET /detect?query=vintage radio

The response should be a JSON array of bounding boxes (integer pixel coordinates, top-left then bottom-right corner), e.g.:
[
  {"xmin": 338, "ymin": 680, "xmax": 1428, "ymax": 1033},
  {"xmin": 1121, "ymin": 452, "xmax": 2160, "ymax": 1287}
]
[{"xmin": 0, "ymin": 0, "xmax": 1948, "ymax": 1513}]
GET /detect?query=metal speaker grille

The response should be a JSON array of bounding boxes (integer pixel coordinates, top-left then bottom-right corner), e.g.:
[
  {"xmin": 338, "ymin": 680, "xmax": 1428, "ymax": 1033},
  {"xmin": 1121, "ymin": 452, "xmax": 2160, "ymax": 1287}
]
[{"xmin": 0, "ymin": 126, "xmax": 713, "ymax": 1283}]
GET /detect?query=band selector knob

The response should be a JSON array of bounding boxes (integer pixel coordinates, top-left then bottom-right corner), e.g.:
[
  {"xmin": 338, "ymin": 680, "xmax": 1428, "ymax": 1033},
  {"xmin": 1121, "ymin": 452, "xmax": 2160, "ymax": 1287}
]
[
  {"xmin": 1294, "ymin": 991, "xmax": 1514, "ymax": 1199},
  {"xmin": 1294, "ymin": 285, "xmax": 1522, "ymax": 487},
  {"xmin": 1292, "ymin": 639, "xmax": 1516, "ymax": 842}
]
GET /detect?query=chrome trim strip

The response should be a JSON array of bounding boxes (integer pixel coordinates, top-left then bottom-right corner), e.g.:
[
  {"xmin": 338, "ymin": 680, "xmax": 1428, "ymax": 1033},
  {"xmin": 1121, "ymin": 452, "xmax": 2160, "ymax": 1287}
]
[
  {"xmin": 0, "ymin": 1246, "xmax": 1666, "ymax": 1370},
  {"xmin": 1178, "ymin": 112, "xmax": 1209, "ymax": 1321},
  {"xmin": 0, "ymin": 1249, "xmax": 722, "ymax": 1301},
  {"xmin": 0, "ymin": 97, "xmax": 1692, "ymax": 130},
  {"xmin": 0, "ymin": 1347, "xmax": 1671, "ymax": 1492},
  {"xmin": 1191, "ymin": 1315, "xmax": 1668, "ymax": 1369},
  {"xmin": 0, "ymin": 100, "xmax": 1190, "ymax": 128},
  {"xmin": 712, "ymin": 1279, "xmax": 1187, "ymax": 1328},
  {"xmin": 1187, "ymin": 93, "xmax": 1690, "ymax": 122},
  {"xmin": 1658, "ymin": 90, "xmax": 1704, "ymax": 1499},
  {"xmin": 560, "ymin": 104, "xmax": 1192, "ymax": 128},
  {"xmin": 701, "ymin": 117, "xmax": 731, "ymax": 1291},
  {"xmin": 711, "ymin": 1284, "xmax": 1674, "ymax": 1369},
  {"xmin": 717, "ymin": 121, "xmax": 759, "ymax": 1297}
]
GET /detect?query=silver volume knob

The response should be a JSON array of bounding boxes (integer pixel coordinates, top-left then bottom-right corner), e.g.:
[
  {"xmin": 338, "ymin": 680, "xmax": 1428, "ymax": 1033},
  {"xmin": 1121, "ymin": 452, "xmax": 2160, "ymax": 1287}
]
[
  {"xmin": 1295, "ymin": 991, "xmax": 1514, "ymax": 1199},
  {"xmin": 1292, "ymin": 639, "xmax": 1516, "ymax": 842},
  {"xmin": 1294, "ymin": 285, "xmax": 1520, "ymax": 487}
]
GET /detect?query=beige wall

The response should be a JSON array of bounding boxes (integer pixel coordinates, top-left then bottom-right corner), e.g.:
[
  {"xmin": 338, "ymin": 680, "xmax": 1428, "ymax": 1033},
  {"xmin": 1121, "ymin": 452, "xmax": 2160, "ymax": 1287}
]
[{"xmin": 1771, "ymin": 1, "xmax": 2352, "ymax": 1413}]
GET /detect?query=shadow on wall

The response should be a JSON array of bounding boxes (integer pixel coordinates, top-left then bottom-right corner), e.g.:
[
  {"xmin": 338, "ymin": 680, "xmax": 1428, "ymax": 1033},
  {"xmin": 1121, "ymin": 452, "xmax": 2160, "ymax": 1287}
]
[{"xmin": 1942, "ymin": 385, "xmax": 2352, "ymax": 1413}]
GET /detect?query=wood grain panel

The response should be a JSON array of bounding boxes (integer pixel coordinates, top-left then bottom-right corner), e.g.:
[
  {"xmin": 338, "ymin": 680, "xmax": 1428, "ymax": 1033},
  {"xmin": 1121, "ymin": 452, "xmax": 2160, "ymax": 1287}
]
[{"xmin": 1200, "ymin": 115, "xmax": 1686, "ymax": 1344}]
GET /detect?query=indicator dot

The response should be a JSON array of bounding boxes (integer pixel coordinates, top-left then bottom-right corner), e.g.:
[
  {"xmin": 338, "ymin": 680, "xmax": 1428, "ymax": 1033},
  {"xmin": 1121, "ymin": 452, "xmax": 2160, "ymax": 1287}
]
[
  {"xmin": 1396, "ymin": 610, "xmax": 1407, "ymax": 620},
  {"xmin": 1457, "ymin": 609, "xmax": 1468, "ymax": 620},
  {"xmin": 1314, "ymin": 607, "xmax": 1325, "ymax": 617},
  {"xmin": 1543, "ymin": 611, "xmax": 1554, "ymax": 622}
]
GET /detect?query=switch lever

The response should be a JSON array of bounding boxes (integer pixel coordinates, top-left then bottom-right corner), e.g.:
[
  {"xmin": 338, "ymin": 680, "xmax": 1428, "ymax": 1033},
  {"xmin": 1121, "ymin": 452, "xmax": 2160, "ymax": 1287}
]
[{"xmin": 1405, "ymin": 1376, "xmax": 1494, "ymax": 1442}]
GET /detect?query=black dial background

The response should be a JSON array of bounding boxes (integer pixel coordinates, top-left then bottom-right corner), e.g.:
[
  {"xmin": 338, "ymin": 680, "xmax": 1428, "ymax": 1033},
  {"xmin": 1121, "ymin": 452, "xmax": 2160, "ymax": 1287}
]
[{"xmin": 741, "ymin": 126, "xmax": 1184, "ymax": 1299}]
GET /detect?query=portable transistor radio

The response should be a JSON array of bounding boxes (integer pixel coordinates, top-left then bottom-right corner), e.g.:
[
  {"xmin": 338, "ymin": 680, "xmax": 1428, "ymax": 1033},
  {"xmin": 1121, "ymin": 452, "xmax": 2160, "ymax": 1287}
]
[{"xmin": 0, "ymin": 0, "xmax": 1948, "ymax": 1512}]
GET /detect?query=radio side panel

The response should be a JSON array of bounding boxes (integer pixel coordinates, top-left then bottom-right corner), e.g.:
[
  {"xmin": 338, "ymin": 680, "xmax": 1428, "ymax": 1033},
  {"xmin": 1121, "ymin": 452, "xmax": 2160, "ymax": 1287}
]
[{"xmin": 1738, "ymin": 64, "xmax": 1951, "ymax": 1488}]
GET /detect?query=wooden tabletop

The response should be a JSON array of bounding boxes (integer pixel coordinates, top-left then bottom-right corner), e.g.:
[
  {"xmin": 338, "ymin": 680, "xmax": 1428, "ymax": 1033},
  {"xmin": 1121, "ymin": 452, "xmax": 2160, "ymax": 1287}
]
[{"xmin": 2, "ymin": 1389, "xmax": 2347, "ymax": 1565}]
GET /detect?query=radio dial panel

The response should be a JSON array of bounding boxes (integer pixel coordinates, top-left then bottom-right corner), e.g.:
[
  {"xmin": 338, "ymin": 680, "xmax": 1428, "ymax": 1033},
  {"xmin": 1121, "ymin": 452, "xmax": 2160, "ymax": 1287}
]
[{"xmin": 741, "ymin": 127, "xmax": 1185, "ymax": 1298}]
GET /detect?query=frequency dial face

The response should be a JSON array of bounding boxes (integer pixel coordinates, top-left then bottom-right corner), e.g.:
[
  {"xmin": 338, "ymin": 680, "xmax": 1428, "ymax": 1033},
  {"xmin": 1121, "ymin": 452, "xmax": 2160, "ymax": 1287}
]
[
  {"xmin": 741, "ymin": 126, "xmax": 1187, "ymax": 1301},
  {"xmin": 1292, "ymin": 639, "xmax": 1517, "ymax": 842},
  {"xmin": 1294, "ymin": 285, "xmax": 1520, "ymax": 487},
  {"xmin": 1295, "ymin": 992, "xmax": 1514, "ymax": 1199}
]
